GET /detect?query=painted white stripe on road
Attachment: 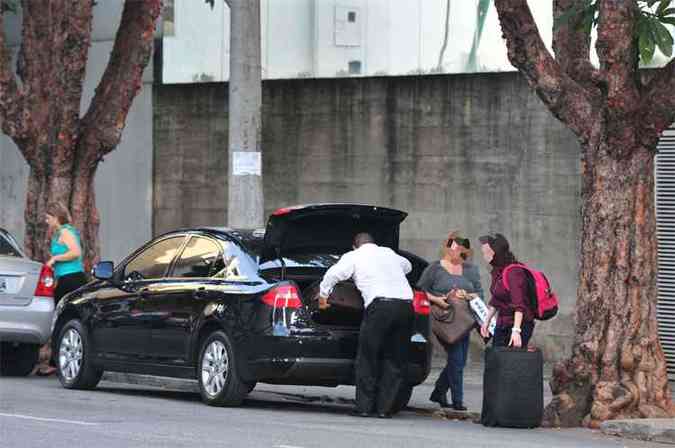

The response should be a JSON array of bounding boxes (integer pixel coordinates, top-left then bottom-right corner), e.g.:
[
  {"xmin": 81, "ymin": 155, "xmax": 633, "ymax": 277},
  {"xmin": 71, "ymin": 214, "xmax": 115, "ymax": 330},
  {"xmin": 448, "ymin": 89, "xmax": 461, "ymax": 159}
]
[
  {"xmin": 277, "ymin": 445, "xmax": 305, "ymax": 448},
  {"xmin": 0, "ymin": 413, "xmax": 99, "ymax": 426}
]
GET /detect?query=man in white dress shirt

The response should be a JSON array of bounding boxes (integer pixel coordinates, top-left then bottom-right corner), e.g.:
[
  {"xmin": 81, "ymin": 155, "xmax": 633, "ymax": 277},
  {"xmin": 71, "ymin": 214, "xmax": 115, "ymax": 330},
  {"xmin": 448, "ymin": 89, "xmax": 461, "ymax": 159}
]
[{"xmin": 319, "ymin": 232, "xmax": 414, "ymax": 418}]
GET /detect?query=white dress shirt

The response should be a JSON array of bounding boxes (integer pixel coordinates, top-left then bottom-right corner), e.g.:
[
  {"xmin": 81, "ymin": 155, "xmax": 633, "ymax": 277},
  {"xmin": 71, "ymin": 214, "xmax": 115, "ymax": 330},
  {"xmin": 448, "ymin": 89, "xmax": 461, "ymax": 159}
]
[{"xmin": 319, "ymin": 243, "xmax": 413, "ymax": 308}]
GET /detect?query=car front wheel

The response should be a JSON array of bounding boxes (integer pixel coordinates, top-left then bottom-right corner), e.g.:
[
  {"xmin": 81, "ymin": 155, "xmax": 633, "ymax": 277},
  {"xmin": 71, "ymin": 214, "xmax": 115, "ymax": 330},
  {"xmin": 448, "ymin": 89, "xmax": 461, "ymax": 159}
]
[
  {"xmin": 56, "ymin": 319, "xmax": 102, "ymax": 390},
  {"xmin": 198, "ymin": 330, "xmax": 247, "ymax": 406}
]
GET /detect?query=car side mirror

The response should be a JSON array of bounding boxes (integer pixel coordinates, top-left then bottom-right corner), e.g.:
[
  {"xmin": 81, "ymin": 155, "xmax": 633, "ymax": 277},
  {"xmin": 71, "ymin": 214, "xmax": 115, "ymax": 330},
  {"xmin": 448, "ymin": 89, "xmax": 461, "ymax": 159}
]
[{"xmin": 92, "ymin": 261, "xmax": 114, "ymax": 280}]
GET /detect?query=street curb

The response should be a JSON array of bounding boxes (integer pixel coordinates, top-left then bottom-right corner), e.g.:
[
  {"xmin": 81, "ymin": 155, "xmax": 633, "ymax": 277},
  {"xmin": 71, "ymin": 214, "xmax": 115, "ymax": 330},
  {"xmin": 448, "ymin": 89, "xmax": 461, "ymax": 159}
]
[{"xmin": 600, "ymin": 419, "xmax": 675, "ymax": 445}]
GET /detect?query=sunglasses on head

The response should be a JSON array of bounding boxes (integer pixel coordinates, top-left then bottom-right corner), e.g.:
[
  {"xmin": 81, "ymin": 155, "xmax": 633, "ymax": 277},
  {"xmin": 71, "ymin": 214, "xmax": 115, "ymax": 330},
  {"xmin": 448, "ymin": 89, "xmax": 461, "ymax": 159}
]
[{"xmin": 447, "ymin": 237, "xmax": 470, "ymax": 249}]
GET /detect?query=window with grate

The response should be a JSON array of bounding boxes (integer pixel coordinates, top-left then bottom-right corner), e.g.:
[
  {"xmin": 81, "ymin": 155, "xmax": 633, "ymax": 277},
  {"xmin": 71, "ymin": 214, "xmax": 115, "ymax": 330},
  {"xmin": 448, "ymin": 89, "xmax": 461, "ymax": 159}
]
[{"xmin": 656, "ymin": 123, "xmax": 675, "ymax": 379}]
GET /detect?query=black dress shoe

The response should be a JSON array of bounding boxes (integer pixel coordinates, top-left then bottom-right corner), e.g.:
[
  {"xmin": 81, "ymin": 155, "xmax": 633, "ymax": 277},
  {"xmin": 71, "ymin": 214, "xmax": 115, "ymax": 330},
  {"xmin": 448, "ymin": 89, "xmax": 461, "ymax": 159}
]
[
  {"xmin": 452, "ymin": 403, "xmax": 468, "ymax": 411},
  {"xmin": 350, "ymin": 410, "xmax": 373, "ymax": 418},
  {"xmin": 429, "ymin": 391, "xmax": 451, "ymax": 408},
  {"xmin": 377, "ymin": 413, "xmax": 392, "ymax": 419}
]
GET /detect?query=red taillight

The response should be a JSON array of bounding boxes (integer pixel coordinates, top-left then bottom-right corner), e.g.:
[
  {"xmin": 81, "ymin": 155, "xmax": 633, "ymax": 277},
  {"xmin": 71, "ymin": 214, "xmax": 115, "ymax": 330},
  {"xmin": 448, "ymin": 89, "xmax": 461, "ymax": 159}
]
[
  {"xmin": 413, "ymin": 290, "xmax": 430, "ymax": 315},
  {"xmin": 34, "ymin": 265, "xmax": 55, "ymax": 298},
  {"xmin": 261, "ymin": 284, "xmax": 302, "ymax": 308},
  {"xmin": 272, "ymin": 207, "xmax": 293, "ymax": 216}
]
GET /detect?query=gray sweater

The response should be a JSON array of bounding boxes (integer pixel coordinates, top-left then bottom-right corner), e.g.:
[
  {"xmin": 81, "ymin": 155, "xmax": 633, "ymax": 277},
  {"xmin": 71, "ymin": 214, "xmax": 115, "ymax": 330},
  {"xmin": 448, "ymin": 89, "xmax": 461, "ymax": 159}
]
[{"xmin": 416, "ymin": 261, "xmax": 484, "ymax": 300}]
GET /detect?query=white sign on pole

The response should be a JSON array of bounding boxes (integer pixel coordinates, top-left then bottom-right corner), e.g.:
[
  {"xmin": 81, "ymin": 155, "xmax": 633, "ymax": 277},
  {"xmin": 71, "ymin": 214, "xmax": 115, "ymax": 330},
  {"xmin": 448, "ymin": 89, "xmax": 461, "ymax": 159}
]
[{"xmin": 232, "ymin": 151, "xmax": 262, "ymax": 176}]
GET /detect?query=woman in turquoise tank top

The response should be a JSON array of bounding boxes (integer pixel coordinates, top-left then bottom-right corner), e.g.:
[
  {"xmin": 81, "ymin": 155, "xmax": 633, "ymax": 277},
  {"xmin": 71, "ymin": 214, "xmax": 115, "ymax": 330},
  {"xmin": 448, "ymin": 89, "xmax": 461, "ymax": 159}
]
[
  {"xmin": 45, "ymin": 202, "xmax": 87, "ymax": 301},
  {"xmin": 36, "ymin": 203, "xmax": 88, "ymax": 376}
]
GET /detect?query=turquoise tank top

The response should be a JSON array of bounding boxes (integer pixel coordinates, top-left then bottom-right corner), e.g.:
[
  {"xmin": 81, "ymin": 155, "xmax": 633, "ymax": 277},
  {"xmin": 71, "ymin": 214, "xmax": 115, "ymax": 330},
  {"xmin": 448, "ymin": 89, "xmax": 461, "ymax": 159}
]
[{"xmin": 51, "ymin": 224, "xmax": 84, "ymax": 278}]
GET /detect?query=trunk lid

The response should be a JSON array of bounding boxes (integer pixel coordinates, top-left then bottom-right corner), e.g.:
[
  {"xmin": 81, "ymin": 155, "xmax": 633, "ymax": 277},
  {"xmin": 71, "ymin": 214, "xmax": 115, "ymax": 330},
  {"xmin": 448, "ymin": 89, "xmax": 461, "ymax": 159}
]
[
  {"xmin": 0, "ymin": 256, "xmax": 42, "ymax": 306},
  {"xmin": 261, "ymin": 204, "xmax": 407, "ymax": 262}
]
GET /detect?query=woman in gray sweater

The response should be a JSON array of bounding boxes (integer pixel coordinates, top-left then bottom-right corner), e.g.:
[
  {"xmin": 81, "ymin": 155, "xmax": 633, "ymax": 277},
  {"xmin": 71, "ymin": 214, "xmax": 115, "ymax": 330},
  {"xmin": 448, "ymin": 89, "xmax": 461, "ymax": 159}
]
[{"xmin": 417, "ymin": 232, "xmax": 483, "ymax": 411}]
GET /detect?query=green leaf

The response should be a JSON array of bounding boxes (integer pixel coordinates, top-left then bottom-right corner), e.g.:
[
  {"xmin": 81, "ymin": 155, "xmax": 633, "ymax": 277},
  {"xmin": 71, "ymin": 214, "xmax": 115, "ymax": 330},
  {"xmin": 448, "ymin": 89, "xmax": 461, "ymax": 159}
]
[
  {"xmin": 660, "ymin": 8, "xmax": 675, "ymax": 17},
  {"xmin": 639, "ymin": 22, "xmax": 657, "ymax": 62},
  {"xmin": 652, "ymin": 18, "xmax": 674, "ymax": 56},
  {"xmin": 657, "ymin": 0, "xmax": 673, "ymax": 16},
  {"xmin": 662, "ymin": 17, "xmax": 675, "ymax": 25}
]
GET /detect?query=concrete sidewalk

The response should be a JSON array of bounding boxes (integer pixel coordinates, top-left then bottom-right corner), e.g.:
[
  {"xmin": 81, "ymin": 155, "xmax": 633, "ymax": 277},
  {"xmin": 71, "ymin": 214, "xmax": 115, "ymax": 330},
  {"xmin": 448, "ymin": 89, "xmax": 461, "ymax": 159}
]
[{"xmin": 601, "ymin": 419, "xmax": 675, "ymax": 445}]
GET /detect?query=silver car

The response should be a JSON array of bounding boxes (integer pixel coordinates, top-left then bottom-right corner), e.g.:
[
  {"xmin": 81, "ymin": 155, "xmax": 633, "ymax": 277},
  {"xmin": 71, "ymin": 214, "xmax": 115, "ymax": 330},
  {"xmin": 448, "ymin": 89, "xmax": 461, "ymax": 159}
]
[{"xmin": 0, "ymin": 228, "xmax": 55, "ymax": 376}]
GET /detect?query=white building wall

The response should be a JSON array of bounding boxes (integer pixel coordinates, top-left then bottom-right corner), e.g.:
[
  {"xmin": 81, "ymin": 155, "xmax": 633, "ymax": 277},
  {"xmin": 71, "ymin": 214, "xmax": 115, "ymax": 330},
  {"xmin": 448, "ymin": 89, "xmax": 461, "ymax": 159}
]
[{"xmin": 161, "ymin": 0, "xmax": 558, "ymax": 83}]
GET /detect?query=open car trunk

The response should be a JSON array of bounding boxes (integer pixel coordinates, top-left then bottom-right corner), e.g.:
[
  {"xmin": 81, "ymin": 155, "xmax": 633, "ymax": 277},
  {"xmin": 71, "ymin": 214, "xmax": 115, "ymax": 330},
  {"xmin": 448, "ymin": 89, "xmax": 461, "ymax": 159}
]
[
  {"xmin": 259, "ymin": 204, "xmax": 427, "ymax": 327},
  {"xmin": 260, "ymin": 250, "xmax": 428, "ymax": 328}
]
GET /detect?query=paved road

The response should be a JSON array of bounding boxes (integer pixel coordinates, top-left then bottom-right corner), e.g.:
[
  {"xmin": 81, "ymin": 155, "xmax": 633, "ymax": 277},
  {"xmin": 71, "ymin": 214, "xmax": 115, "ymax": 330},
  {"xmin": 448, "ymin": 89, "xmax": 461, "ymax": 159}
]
[{"xmin": 0, "ymin": 376, "xmax": 654, "ymax": 448}]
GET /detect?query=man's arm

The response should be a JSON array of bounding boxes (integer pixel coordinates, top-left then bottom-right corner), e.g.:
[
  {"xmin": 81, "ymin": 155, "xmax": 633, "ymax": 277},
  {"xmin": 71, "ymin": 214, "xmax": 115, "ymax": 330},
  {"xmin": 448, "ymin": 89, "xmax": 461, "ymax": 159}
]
[
  {"xmin": 398, "ymin": 253, "xmax": 412, "ymax": 274},
  {"xmin": 319, "ymin": 253, "xmax": 355, "ymax": 300}
]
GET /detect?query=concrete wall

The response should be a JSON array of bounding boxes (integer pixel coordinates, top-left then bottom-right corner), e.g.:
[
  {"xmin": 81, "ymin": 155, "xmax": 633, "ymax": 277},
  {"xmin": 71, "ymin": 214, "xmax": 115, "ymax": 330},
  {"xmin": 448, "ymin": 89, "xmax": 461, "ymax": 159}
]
[
  {"xmin": 0, "ymin": 2, "xmax": 153, "ymax": 264},
  {"xmin": 153, "ymin": 72, "xmax": 581, "ymax": 361}
]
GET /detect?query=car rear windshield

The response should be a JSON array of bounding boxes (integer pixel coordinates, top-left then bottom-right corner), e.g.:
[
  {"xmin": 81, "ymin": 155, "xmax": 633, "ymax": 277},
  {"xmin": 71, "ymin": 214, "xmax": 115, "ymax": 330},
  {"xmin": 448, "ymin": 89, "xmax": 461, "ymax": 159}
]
[{"xmin": 0, "ymin": 233, "xmax": 21, "ymax": 257}]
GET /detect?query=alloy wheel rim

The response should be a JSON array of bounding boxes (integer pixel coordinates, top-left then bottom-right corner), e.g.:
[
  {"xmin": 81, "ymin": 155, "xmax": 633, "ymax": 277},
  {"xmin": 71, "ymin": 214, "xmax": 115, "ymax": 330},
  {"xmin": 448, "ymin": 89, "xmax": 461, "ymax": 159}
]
[
  {"xmin": 59, "ymin": 328, "xmax": 83, "ymax": 381},
  {"xmin": 201, "ymin": 340, "xmax": 229, "ymax": 397}
]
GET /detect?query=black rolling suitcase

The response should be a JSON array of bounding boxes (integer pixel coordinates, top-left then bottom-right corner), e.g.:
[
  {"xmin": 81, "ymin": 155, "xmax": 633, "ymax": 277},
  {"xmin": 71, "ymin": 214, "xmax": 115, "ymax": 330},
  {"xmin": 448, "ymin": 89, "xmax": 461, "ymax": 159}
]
[{"xmin": 480, "ymin": 347, "xmax": 543, "ymax": 428}]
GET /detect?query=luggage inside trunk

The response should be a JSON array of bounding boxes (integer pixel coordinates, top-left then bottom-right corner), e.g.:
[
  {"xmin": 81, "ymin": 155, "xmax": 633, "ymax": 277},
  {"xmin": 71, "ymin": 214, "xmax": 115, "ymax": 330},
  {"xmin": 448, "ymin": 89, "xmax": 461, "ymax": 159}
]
[{"xmin": 302, "ymin": 279, "xmax": 364, "ymax": 327}]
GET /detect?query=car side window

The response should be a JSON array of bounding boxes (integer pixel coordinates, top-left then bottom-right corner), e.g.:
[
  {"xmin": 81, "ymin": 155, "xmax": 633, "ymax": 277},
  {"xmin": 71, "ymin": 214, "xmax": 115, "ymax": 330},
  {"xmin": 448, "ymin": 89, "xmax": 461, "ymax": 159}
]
[
  {"xmin": 172, "ymin": 237, "xmax": 223, "ymax": 278},
  {"xmin": 0, "ymin": 233, "xmax": 21, "ymax": 257},
  {"xmin": 213, "ymin": 241, "xmax": 254, "ymax": 281},
  {"xmin": 123, "ymin": 236, "xmax": 185, "ymax": 281}
]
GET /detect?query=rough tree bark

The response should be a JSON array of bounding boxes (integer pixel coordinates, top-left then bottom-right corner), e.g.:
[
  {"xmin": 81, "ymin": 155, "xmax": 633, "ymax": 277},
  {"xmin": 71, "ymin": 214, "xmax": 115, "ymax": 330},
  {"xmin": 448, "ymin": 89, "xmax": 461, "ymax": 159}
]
[
  {"xmin": 0, "ymin": 0, "xmax": 162, "ymax": 268},
  {"xmin": 493, "ymin": 0, "xmax": 675, "ymax": 427}
]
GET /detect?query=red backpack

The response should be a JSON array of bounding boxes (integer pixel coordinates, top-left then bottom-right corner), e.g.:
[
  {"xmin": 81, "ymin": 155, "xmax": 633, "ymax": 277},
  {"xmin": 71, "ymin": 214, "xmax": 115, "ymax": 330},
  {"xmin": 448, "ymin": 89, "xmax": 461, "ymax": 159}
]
[{"xmin": 502, "ymin": 263, "xmax": 558, "ymax": 321}]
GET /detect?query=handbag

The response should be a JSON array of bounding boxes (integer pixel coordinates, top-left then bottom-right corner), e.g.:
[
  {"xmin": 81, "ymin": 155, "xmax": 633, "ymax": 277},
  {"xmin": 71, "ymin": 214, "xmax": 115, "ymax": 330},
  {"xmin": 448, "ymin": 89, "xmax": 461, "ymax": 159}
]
[{"xmin": 431, "ymin": 296, "xmax": 477, "ymax": 345}]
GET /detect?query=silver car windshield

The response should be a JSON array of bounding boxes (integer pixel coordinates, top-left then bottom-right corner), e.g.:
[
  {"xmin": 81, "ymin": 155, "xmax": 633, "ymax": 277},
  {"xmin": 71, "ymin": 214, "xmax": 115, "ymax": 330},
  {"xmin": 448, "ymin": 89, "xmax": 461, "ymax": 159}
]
[{"xmin": 0, "ymin": 231, "xmax": 22, "ymax": 258}]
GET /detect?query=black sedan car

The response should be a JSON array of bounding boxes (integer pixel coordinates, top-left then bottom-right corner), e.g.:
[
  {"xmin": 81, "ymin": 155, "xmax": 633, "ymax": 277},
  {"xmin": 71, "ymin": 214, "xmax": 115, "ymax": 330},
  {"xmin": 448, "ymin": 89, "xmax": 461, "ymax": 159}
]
[{"xmin": 51, "ymin": 204, "xmax": 431, "ymax": 409}]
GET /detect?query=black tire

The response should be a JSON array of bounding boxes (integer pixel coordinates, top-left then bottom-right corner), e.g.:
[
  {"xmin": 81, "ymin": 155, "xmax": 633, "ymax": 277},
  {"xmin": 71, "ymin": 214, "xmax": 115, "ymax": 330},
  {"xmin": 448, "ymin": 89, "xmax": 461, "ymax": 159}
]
[
  {"xmin": 56, "ymin": 319, "xmax": 102, "ymax": 390},
  {"xmin": 0, "ymin": 342, "xmax": 39, "ymax": 376},
  {"xmin": 391, "ymin": 384, "xmax": 414, "ymax": 415},
  {"xmin": 197, "ymin": 330, "xmax": 247, "ymax": 406}
]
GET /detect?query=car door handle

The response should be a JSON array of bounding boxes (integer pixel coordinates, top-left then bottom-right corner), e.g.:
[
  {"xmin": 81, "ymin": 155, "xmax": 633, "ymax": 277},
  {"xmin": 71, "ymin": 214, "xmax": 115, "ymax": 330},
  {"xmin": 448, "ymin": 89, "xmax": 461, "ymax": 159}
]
[{"xmin": 193, "ymin": 287, "xmax": 208, "ymax": 299}]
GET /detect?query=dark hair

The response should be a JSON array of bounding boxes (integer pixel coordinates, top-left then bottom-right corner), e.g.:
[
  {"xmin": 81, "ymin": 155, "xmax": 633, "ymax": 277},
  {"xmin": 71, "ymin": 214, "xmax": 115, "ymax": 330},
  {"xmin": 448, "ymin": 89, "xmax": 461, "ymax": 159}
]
[
  {"xmin": 353, "ymin": 232, "xmax": 374, "ymax": 248},
  {"xmin": 478, "ymin": 233, "xmax": 518, "ymax": 268},
  {"xmin": 46, "ymin": 202, "xmax": 72, "ymax": 225}
]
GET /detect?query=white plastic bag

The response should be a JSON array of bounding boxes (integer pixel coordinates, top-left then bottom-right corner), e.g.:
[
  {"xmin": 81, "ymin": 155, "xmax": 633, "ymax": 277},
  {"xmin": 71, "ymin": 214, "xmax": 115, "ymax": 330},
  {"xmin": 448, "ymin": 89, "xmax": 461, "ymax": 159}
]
[{"xmin": 469, "ymin": 296, "xmax": 496, "ymax": 336}]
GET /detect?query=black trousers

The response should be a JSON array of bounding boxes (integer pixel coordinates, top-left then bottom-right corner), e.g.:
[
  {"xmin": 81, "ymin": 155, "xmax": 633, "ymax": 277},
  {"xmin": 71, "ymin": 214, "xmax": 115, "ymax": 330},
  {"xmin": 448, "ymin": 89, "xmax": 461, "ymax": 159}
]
[
  {"xmin": 355, "ymin": 298, "xmax": 414, "ymax": 414},
  {"xmin": 54, "ymin": 272, "xmax": 88, "ymax": 306}
]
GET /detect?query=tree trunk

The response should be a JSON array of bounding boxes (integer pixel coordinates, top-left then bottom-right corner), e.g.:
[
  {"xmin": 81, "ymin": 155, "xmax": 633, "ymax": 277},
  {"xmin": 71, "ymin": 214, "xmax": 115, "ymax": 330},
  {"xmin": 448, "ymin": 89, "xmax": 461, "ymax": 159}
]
[
  {"xmin": 70, "ymin": 167, "xmax": 99, "ymax": 271},
  {"xmin": 22, "ymin": 144, "xmax": 99, "ymax": 271},
  {"xmin": 544, "ymin": 129, "xmax": 675, "ymax": 428}
]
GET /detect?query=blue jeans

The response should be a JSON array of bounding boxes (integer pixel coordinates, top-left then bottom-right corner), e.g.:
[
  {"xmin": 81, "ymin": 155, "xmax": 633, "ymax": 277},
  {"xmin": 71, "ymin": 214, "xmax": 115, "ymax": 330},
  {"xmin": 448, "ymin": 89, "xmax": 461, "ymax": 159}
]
[{"xmin": 434, "ymin": 333, "xmax": 470, "ymax": 405}]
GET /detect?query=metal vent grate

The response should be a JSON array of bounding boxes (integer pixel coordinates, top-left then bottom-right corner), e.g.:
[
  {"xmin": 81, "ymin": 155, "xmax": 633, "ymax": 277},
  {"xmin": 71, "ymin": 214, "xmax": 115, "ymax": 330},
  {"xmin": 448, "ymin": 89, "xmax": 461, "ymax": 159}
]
[{"xmin": 656, "ymin": 124, "xmax": 675, "ymax": 380}]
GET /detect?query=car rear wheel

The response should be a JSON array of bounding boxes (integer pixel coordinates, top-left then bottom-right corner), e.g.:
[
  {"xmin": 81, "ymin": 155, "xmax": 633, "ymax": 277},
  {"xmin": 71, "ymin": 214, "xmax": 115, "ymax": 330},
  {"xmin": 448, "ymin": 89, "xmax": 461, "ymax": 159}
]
[
  {"xmin": 0, "ymin": 342, "xmax": 39, "ymax": 376},
  {"xmin": 56, "ymin": 319, "xmax": 102, "ymax": 390},
  {"xmin": 198, "ymin": 331, "xmax": 247, "ymax": 406}
]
